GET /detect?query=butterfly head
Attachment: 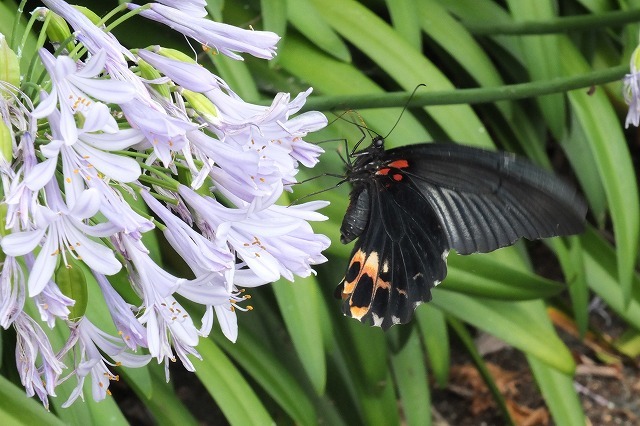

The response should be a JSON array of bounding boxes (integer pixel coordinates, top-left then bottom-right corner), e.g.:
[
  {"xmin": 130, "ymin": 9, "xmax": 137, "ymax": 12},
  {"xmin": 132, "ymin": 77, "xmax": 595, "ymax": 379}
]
[{"xmin": 371, "ymin": 135, "xmax": 385, "ymax": 149}]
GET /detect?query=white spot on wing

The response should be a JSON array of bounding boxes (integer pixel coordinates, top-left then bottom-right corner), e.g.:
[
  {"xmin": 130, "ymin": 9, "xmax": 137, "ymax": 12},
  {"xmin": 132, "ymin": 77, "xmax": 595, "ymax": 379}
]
[
  {"xmin": 372, "ymin": 314, "xmax": 383, "ymax": 327},
  {"xmin": 441, "ymin": 250, "xmax": 450, "ymax": 261}
]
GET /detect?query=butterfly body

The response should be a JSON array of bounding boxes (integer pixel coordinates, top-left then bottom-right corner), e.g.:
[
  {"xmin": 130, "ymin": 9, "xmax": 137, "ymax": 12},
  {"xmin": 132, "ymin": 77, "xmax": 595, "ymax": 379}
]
[{"xmin": 337, "ymin": 137, "xmax": 586, "ymax": 330}]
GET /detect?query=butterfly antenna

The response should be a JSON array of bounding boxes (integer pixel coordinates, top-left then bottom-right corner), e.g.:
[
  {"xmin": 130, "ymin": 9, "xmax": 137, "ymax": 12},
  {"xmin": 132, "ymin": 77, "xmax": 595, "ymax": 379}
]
[
  {"xmin": 383, "ymin": 84, "xmax": 426, "ymax": 139},
  {"xmin": 328, "ymin": 109, "xmax": 355, "ymax": 127},
  {"xmin": 292, "ymin": 173, "xmax": 346, "ymax": 186},
  {"xmin": 289, "ymin": 179, "xmax": 348, "ymax": 206}
]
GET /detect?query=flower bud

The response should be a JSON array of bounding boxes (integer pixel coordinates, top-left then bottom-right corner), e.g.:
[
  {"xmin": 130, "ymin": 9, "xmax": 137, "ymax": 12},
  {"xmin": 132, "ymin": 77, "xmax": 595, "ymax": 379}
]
[
  {"xmin": 43, "ymin": 11, "xmax": 74, "ymax": 52},
  {"xmin": 0, "ymin": 119, "xmax": 13, "ymax": 163},
  {"xmin": 0, "ymin": 33, "xmax": 20, "ymax": 88},
  {"xmin": 182, "ymin": 89, "xmax": 220, "ymax": 124},
  {"xmin": 138, "ymin": 59, "xmax": 171, "ymax": 99}
]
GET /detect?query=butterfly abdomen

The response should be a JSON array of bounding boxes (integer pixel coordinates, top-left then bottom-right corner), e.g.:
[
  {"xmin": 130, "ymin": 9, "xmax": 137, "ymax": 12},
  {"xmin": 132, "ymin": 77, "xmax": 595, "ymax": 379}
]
[{"xmin": 340, "ymin": 185, "xmax": 371, "ymax": 244}]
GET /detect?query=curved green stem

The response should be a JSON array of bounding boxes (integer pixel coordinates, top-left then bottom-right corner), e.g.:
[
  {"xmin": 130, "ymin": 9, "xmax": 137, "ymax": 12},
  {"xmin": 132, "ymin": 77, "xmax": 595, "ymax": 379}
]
[
  {"xmin": 301, "ymin": 64, "xmax": 628, "ymax": 112},
  {"xmin": 464, "ymin": 8, "xmax": 640, "ymax": 35}
]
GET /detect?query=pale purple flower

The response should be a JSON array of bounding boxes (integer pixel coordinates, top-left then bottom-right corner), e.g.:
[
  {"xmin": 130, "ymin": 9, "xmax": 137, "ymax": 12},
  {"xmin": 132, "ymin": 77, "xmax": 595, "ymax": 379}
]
[
  {"xmin": 35, "ymin": 279, "xmax": 74, "ymax": 328},
  {"xmin": 121, "ymin": 98, "xmax": 198, "ymax": 166},
  {"xmin": 188, "ymin": 129, "xmax": 278, "ymax": 201},
  {"xmin": 179, "ymin": 185, "xmax": 330, "ymax": 283},
  {"xmin": 118, "ymin": 231, "xmax": 210, "ymax": 372},
  {"xmin": 27, "ymin": 106, "xmax": 152, "ymax": 236},
  {"xmin": 137, "ymin": 48, "xmax": 226, "ymax": 93},
  {"xmin": 1, "ymin": 183, "xmax": 121, "ymax": 296},
  {"xmin": 14, "ymin": 312, "xmax": 65, "ymax": 409},
  {"xmin": 141, "ymin": 191, "xmax": 247, "ymax": 341},
  {"xmin": 154, "ymin": 0, "xmax": 207, "ymax": 17},
  {"xmin": 141, "ymin": 190, "xmax": 232, "ymax": 273},
  {"xmin": 92, "ymin": 179, "xmax": 155, "ymax": 238},
  {"xmin": 212, "ymin": 304, "xmax": 238, "ymax": 342},
  {"xmin": 1, "ymin": 93, "xmax": 39, "ymax": 231},
  {"xmin": 31, "ymin": 49, "xmax": 136, "ymax": 143},
  {"xmin": 129, "ymin": 2, "xmax": 280, "ymax": 60},
  {"xmin": 140, "ymin": 291, "xmax": 201, "ymax": 377},
  {"xmin": 0, "ymin": 256, "xmax": 26, "ymax": 328},
  {"xmin": 59, "ymin": 318, "xmax": 151, "ymax": 407},
  {"xmin": 95, "ymin": 272, "xmax": 148, "ymax": 350},
  {"xmin": 40, "ymin": 0, "xmax": 136, "ymax": 68},
  {"xmin": 120, "ymin": 233, "xmax": 182, "ymax": 300},
  {"xmin": 624, "ymin": 64, "xmax": 640, "ymax": 127},
  {"xmin": 208, "ymin": 88, "xmax": 327, "ymax": 189},
  {"xmin": 27, "ymin": 105, "xmax": 143, "ymax": 197}
]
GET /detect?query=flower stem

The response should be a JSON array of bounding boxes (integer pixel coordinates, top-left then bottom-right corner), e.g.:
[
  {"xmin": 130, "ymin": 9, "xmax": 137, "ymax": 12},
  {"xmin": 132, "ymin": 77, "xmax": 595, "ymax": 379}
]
[
  {"xmin": 301, "ymin": 64, "xmax": 628, "ymax": 112},
  {"xmin": 464, "ymin": 8, "xmax": 640, "ymax": 35}
]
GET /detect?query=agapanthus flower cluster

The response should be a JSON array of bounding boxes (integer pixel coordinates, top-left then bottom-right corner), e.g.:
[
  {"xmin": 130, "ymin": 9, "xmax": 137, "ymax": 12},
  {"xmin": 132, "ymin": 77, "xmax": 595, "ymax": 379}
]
[{"xmin": 0, "ymin": 0, "xmax": 329, "ymax": 408}]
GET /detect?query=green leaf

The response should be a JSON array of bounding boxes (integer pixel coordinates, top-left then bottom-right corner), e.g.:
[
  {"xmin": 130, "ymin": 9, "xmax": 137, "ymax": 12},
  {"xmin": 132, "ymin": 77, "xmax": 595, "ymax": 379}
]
[
  {"xmin": 528, "ymin": 356, "xmax": 586, "ymax": 425},
  {"xmin": 287, "ymin": 0, "xmax": 351, "ymax": 62},
  {"xmin": 390, "ymin": 329, "xmax": 432, "ymax": 426},
  {"xmin": 416, "ymin": 306, "xmax": 449, "ymax": 387},
  {"xmin": 141, "ymin": 365, "xmax": 199, "ymax": 426},
  {"xmin": 555, "ymin": 237, "xmax": 588, "ymax": 337},
  {"xmin": 0, "ymin": 33, "xmax": 20, "ymax": 88},
  {"xmin": 386, "ymin": 0, "xmax": 421, "ymax": 49},
  {"xmin": 613, "ymin": 329, "xmax": 640, "ymax": 358},
  {"xmin": 279, "ymin": 34, "xmax": 431, "ymax": 146},
  {"xmin": 212, "ymin": 329, "xmax": 317, "ymax": 425},
  {"xmin": 506, "ymin": 0, "xmax": 566, "ymax": 138},
  {"xmin": 560, "ymin": 37, "xmax": 640, "ymax": 308},
  {"xmin": 432, "ymin": 291, "xmax": 575, "ymax": 373},
  {"xmin": 445, "ymin": 253, "xmax": 564, "ymax": 300},
  {"xmin": 561, "ymin": 110, "xmax": 608, "ymax": 227},
  {"xmin": 357, "ymin": 370, "xmax": 401, "ymax": 426},
  {"xmin": 0, "ymin": 375, "xmax": 65, "ymax": 426},
  {"xmin": 194, "ymin": 338, "xmax": 273, "ymax": 425},
  {"xmin": 582, "ymin": 228, "xmax": 640, "ymax": 330},
  {"xmin": 0, "ymin": 1, "xmax": 40, "ymax": 79},
  {"xmin": 273, "ymin": 275, "xmax": 326, "ymax": 394},
  {"xmin": 418, "ymin": 0, "xmax": 505, "ymax": 89},
  {"xmin": 309, "ymin": 0, "xmax": 495, "ymax": 147},
  {"xmin": 261, "ymin": 0, "xmax": 287, "ymax": 37}
]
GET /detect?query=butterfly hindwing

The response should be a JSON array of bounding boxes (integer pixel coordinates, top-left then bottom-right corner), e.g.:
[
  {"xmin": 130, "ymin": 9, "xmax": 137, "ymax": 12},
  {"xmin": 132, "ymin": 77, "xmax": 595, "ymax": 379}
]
[{"xmin": 338, "ymin": 179, "xmax": 448, "ymax": 329}]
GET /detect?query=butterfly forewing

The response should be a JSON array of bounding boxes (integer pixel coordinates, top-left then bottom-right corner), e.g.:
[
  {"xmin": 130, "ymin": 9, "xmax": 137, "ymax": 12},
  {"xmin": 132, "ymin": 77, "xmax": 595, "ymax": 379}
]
[{"xmin": 391, "ymin": 144, "xmax": 587, "ymax": 254}]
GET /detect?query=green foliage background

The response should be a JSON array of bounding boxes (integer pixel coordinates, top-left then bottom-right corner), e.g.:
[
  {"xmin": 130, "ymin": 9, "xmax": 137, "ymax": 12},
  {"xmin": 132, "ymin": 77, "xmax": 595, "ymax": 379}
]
[{"xmin": 2, "ymin": 0, "xmax": 640, "ymax": 424}]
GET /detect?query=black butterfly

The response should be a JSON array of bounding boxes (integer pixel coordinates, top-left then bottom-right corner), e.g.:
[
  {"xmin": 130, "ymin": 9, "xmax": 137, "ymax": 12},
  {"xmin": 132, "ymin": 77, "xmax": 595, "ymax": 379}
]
[{"xmin": 336, "ymin": 136, "xmax": 587, "ymax": 330}]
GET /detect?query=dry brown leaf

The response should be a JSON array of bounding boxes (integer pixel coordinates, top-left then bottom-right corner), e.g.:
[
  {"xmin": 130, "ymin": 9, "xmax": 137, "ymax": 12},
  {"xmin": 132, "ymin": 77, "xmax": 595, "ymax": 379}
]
[
  {"xmin": 547, "ymin": 307, "xmax": 622, "ymax": 364},
  {"xmin": 506, "ymin": 399, "xmax": 549, "ymax": 426},
  {"xmin": 449, "ymin": 363, "xmax": 522, "ymax": 415}
]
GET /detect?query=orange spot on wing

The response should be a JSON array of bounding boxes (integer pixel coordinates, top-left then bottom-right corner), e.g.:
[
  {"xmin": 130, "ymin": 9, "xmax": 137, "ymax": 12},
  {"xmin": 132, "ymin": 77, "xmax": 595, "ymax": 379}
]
[
  {"xmin": 350, "ymin": 305, "xmax": 370, "ymax": 319},
  {"xmin": 376, "ymin": 167, "xmax": 391, "ymax": 176},
  {"xmin": 392, "ymin": 174, "xmax": 403, "ymax": 181},
  {"xmin": 388, "ymin": 159, "xmax": 409, "ymax": 169}
]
